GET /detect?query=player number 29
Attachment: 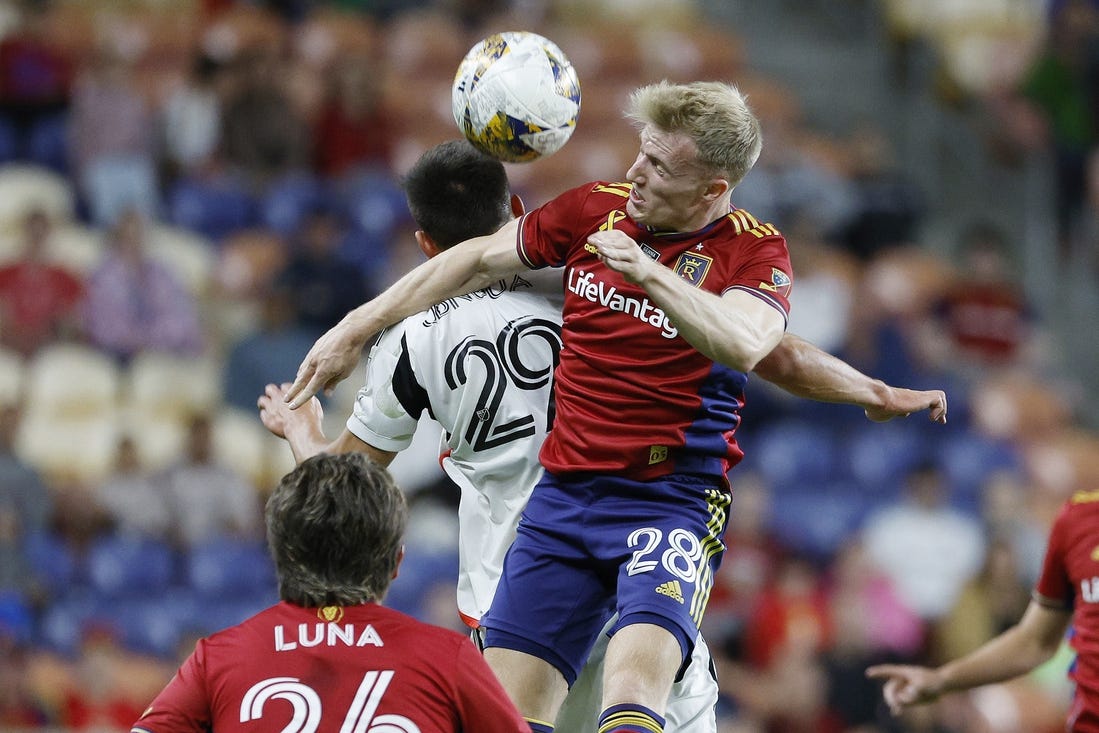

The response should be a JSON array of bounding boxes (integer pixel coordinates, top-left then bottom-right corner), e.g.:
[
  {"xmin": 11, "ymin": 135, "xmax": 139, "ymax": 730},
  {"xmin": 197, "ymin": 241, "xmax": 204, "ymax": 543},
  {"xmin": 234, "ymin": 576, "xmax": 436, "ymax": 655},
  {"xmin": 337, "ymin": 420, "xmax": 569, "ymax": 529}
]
[{"xmin": 625, "ymin": 527, "xmax": 703, "ymax": 583}]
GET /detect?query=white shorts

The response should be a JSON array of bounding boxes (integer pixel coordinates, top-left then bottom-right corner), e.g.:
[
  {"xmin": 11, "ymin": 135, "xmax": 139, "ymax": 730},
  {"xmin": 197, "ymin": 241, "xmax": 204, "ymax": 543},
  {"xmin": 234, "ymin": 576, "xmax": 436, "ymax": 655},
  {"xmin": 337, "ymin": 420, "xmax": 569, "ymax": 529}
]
[{"xmin": 553, "ymin": 617, "xmax": 718, "ymax": 733}]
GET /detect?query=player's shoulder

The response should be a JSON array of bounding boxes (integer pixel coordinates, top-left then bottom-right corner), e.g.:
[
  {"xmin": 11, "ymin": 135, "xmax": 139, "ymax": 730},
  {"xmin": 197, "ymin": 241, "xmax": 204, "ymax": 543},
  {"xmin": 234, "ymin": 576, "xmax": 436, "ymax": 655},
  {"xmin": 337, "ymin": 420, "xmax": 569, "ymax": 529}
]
[
  {"xmin": 1064, "ymin": 489, "xmax": 1099, "ymax": 516},
  {"xmin": 726, "ymin": 206, "xmax": 784, "ymax": 240},
  {"xmin": 548, "ymin": 181, "xmax": 632, "ymax": 211},
  {"xmin": 586, "ymin": 181, "xmax": 633, "ymax": 200}
]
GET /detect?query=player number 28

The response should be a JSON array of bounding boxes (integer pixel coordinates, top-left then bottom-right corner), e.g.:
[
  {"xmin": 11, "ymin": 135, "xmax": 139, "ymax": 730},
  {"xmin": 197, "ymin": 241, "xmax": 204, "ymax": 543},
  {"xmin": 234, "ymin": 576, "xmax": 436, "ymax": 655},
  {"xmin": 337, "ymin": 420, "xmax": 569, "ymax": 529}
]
[
  {"xmin": 240, "ymin": 671, "xmax": 420, "ymax": 733},
  {"xmin": 625, "ymin": 527, "xmax": 703, "ymax": 583}
]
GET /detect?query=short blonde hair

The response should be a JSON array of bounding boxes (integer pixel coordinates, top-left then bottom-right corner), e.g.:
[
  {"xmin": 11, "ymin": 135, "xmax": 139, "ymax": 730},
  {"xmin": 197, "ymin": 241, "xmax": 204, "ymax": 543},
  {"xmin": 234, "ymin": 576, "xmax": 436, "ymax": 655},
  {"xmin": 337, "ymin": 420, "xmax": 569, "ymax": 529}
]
[{"xmin": 628, "ymin": 81, "xmax": 762, "ymax": 187}]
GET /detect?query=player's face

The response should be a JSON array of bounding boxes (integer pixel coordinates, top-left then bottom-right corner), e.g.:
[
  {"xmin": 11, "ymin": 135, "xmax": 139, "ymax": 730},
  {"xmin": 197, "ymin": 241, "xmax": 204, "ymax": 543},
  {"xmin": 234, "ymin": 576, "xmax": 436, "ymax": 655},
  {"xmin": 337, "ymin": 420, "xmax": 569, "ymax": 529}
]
[{"xmin": 625, "ymin": 126, "xmax": 715, "ymax": 232}]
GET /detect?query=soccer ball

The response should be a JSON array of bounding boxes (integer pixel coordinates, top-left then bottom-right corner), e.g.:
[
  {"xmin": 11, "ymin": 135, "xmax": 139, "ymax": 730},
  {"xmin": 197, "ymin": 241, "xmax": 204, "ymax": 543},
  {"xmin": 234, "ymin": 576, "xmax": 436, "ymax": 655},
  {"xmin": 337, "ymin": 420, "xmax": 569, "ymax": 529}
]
[{"xmin": 452, "ymin": 31, "xmax": 581, "ymax": 163}]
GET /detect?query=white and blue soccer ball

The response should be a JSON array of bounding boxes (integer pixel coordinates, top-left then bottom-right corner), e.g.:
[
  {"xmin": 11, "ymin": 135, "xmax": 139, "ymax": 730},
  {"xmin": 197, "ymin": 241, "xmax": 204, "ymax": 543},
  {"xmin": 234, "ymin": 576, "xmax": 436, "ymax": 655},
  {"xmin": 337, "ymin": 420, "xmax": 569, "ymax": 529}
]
[{"xmin": 452, "ymin": 31, "xmax": 581, "ymax": 163}]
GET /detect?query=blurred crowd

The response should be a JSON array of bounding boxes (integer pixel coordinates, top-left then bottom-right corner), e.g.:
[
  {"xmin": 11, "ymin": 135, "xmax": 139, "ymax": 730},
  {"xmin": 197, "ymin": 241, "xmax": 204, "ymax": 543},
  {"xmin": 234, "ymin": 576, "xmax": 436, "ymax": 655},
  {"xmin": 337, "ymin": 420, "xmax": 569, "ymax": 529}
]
[{"xmin": 0, "ymin": 0, "xmax": 1098, "ymax": 732}]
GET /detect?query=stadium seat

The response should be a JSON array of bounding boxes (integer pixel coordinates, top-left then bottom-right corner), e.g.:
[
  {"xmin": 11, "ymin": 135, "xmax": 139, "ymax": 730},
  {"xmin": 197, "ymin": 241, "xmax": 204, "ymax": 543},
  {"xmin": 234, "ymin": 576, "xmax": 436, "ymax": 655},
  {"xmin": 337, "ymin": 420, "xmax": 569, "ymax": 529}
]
[
  {"xmin": 21, "ymin": 531, "xmax": 78, "ymax": 592},
  {"xmin": 739, "ymin": 418, "xmax": 838, "ymax": 492},
  {"xmin": 45, "ymin": 222, "xmax": 105, "ymax": 276},
  {"xmin": 147, "ymin": 223, "xmax": 217, "ymax": 297},
  {"xmin": 0, "ymin": 163, "xmax": 76, "ymax": 231},
  {"xmin": 123, "ymin": 350, "xmax": 222, "ymax": 422},
  {"xmin": 842, "ymin": 420, "xmax": 930, "ymax": 497},
  {"xmin": 15, "ymin": 412, "xmax": 119, "ymax": 483},
  {"xmin": 937, "ymin": 431, "xmax": 1022, "ymax": 499},
  {"xmin": 38, "ymin": 592, "xmax": 104, "ymax": 656},
  {"xmin": 24, "ymin": 342, "xmax": 121, "ymax": 419},
  {"xmin": 0, "ymin": 590, "xmax": 33, "ymax": 644},
  {"xmin": 211, "ymin": 406, "xmax": 269, "ymax": 488},
  {"xmin": 0, "ymin": 346, "xmax": 25, "ymax": 406},
  {"xmin": 199, "ymin": 596, "xmax": 274, "ymax": 637},
  {"xmin": 259, "ymin": 173, "xmax": 327, "ymax": 237},
  {"xmin": 767, "ymin": 482, "xmax": 874, "ymax": 560},
  {"xmin": 27, "ymin": 113, "xmax": 70, "ymax": 173},
  {"xmin": 0, "ymin": 119, "xmax": 18, "ymax": 163},
  {"xmin": 86, "ymin": 535, "xmax": 177, "ymax": 600},
  {"xmin": 121, "ymin": 597, "xmax": 187, "ymax": 658},
  {"xmin": 384, "ymin": 550, "xmax": 459, "ymax": 619},
  {"xmin": 185, "ymin": 535, "xmax": 276, "ymax": 601},
  {"xmin": 167, "ymin": 175, "xmax": 256, "ymax": 242}
]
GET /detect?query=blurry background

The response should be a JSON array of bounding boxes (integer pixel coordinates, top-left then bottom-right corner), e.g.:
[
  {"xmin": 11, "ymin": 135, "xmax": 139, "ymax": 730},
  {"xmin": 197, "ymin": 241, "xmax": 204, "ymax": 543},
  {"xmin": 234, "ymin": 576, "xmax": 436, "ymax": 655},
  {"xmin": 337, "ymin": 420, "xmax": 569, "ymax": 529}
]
[{"xmin": 0, "ymin": 0, "xmax": 1096, "ymax": 731}]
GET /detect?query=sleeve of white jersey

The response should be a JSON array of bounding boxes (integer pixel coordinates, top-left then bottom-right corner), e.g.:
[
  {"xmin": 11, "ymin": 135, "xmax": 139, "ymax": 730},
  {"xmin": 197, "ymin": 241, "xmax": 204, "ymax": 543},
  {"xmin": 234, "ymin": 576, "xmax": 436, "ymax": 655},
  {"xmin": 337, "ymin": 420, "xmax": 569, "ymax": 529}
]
[{"xmin": 346, "ymin": 324, "xmax": 420, "ymax": 452}]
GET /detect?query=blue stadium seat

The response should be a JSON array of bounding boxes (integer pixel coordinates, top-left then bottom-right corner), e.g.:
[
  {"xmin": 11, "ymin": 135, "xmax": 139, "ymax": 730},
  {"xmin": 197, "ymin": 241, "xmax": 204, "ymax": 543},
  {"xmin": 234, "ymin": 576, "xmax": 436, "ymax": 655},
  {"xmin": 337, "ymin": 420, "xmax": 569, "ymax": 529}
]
[
  {"xmin": 86, "ymin": 535, "xmax": 176, "ymax": 600},
  {"xmin": 199, "ymin": 597, "xmax": 274, "ymax": 637},
  {"xmin": 767, "ymin": 482, "xmax": 875, "ymax": 561},
  {"xmin": 937, "ymin": 431, "xmax": 1022, "ymax": 499},
  {"xmin": 738, "ymin": 418, "xmax": 838, "ymax": 492},
  {"xmin": 168, "ymin": 175, "xmax": 256, "ymax": 242},
  {"xmin": 841, "ymin": 420, "xmax": 930, "ymax": 497},
  {"xmin": 27, "ymin": 113, "xmax": 69, "ymax": 173},
  {"xmin": 259, "ymin": 172, "xmax": 327, "ymax": 237},
  {"xmin": 384, "ymin": 550, "xmax": 458, "ymax": 618},
  {"xmin": 0, "ymin": 589, "xmax": 33, "ymax": 645},
  {"xmin": 22, "ymin": 530, "xmax": 78, "ymax": 592},
  {"xmin": 186, "ymin": 536, "xmax": 276, "ymax": 601},
  {"xmin": 37, "ymin": 591, "xmax": 107, "ymax": 656},
  {"xmin": 0, "ymin": 118, "xmax": 18, "ymax": 163}
]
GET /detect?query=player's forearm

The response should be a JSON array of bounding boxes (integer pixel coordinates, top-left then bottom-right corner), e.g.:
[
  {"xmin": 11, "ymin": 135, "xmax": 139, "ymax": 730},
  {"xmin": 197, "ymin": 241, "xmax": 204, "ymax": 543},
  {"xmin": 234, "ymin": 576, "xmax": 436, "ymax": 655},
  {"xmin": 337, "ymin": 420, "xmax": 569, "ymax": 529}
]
[
  {"xmin": 637, "ymin": 265, "xmax": 781, "ymax": 371},
  {"xmin": 936, "ymin": 604, "xmax": 1067, "ymax": 693},
  {"xmin": 755, "ymin": 334, "xmax": 888, "ymax": 407},
  {"xmin": 342, "ymin": 223, "xmax": 523, "ymax": 340},
  {"xmin": 282, "ymin": 418, "xmax": 331, "ymax": 464}
]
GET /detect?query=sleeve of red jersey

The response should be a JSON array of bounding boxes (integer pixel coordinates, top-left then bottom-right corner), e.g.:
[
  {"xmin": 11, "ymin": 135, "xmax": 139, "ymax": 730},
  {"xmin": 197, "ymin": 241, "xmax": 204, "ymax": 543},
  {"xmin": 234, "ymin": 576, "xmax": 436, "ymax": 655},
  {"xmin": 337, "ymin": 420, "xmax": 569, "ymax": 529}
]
[
  {"xmin": 130, "ymin": 643, "xmax": 211, "ymax": 733},
  {"xmin": 1034, "ymin": 500, "xmax": 1074, "ymax": 609},
  {"xmin": 516, "ymin": 183, "xmax": 595, "ymax": 269},
  {"xmin": 452, "ymin": 638, "xmax": 529, "ymax": 731},
  {"xmin": 722, "ymin": 223, "xmax": 793, "ymax": 322}
]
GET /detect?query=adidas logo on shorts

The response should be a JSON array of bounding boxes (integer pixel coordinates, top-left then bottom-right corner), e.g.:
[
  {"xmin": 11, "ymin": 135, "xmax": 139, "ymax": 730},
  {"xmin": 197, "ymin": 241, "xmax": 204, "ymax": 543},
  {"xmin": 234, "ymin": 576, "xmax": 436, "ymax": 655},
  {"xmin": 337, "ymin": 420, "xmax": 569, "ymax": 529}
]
[{"xmin": 655, "ymin": 580, "xmax": 684, "ymax": 604}]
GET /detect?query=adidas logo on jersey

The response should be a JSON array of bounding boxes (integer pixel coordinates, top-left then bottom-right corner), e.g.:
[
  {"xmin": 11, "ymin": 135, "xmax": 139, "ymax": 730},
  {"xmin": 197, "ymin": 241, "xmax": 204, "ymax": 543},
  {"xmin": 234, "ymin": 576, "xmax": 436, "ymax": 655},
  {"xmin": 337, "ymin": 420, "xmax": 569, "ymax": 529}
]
[{"xmin": 655, "ymin": 580, "xmax": 684, "ymax": 604}]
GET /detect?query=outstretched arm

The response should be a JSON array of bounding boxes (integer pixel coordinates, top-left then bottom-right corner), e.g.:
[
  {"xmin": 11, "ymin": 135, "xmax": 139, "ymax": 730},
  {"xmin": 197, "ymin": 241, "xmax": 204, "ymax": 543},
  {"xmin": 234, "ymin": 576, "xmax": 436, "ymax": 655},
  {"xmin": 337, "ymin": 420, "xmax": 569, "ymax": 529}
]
[
  {"xmin": 258, "ymin": 383, "xmax": 397, "ymax": 467},
  {"xmin": 285, "ymin": 220, "xmax": 525, "ymax": 408},
  {"xmin": 754, "ymin": 333, "xmax": 948, "ymax": 423},
  {"xmin": 865, "ymin": 599, "xmax": 1071, "ymax": 715}
]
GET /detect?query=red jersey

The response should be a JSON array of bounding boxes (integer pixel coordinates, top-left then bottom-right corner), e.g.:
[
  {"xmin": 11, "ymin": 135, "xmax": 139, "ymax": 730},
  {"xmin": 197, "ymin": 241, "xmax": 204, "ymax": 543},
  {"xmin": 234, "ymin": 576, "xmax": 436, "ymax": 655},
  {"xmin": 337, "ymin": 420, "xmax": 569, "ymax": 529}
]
[
  {"xmin": 517, "ymin": 181, "xmax": 791, "ymax": 481},
  {"xmin": 131, "ymin": 601, "xmax": 527, "ymax": 733},
  {"xmin": 1035, "ymin": 490, "xmax": 1099, "ymax": 732}
]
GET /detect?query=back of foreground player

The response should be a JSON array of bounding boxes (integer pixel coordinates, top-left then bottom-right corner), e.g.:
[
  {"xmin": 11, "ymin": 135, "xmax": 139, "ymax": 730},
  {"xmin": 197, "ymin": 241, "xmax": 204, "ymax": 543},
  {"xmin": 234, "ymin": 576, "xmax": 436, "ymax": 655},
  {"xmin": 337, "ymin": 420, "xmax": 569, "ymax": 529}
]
[{"xmin": 131, "ymin": 452, "xmax": 528, "ymax": 733}]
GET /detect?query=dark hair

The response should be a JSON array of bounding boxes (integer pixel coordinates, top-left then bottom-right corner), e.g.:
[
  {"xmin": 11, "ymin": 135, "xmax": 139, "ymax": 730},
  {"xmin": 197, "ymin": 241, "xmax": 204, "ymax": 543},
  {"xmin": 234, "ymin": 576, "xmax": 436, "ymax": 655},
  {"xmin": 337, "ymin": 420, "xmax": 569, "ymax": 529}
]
[
  {"xmin": 402, "ymin": 139, "xmax": 512, "ymax": 250},
  {"xmin": 266, "ymin": 453, "xmax": 407, "ymax": 606}
]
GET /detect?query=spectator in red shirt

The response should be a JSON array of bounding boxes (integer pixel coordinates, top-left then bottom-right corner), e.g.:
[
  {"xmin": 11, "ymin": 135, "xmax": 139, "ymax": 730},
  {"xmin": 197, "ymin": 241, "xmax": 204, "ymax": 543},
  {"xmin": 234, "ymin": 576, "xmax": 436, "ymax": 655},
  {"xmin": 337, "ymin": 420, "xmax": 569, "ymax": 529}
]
[
  {"xmin": 0, "ymin": 208, "xmax": 84, "ymax": 356},
  {"xmin": 312, "ymin": 54, "xmax": 394, "ymax": 179},
  {"xmin": 933, "ymin": 221, "xmax": 1036, "ymax": 370}
]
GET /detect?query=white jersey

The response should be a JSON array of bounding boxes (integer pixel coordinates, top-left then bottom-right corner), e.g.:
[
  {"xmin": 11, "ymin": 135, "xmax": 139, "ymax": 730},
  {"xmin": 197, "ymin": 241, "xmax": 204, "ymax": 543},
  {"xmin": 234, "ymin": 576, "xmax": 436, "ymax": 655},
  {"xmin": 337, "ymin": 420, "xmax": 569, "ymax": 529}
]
[{"xmin": 347, "ymin": 272, "xmax": 562, "ymax": 624}]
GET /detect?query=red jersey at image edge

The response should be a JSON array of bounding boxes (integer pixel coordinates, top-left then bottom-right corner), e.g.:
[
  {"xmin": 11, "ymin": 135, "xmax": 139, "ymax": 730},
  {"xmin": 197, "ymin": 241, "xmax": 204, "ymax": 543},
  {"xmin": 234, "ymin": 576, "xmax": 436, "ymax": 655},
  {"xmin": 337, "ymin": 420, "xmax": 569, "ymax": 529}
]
[
  {"xmin": 517, "ymin": 181, "xmax": 791, "ymax": 482},
  {"xmin": 130, "ymin": 601, "xmax": 527, "ymax": 733},
  {"xmin": 1035, "ymin": 490, "xmax": 1099, "ymax": 732}
]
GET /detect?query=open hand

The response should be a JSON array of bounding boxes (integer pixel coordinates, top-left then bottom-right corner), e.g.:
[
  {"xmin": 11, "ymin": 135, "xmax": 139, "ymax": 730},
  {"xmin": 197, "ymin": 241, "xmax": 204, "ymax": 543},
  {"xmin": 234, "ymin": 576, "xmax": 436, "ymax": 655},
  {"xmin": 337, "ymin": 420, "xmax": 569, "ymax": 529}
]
[
  {"xmin": 284, "ymin": 321, "xmax": 368, "ymax": 409},
  {"xmin": 259, "ymin": 383, "xmax": 324, "ymax": 438}
]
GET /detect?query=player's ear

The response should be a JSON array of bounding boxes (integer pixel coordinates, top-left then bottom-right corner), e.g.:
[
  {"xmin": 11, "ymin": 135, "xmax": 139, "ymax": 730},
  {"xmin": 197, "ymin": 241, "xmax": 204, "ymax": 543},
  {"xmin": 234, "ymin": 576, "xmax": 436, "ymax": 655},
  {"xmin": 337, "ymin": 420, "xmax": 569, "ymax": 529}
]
[
  {"xmin": 510, "ymin": 193, "xmax": 525, "ymax": 217},
  {"xmin": 703, "ymin": 177, "xmax": 730, "ymax": 202},
  {"xmin": 392, "ymin": 545, "xmax": 405, "ymax": 580},
  {"xmin": 414, "ymin": 230, "xmax": 441, "ymax": 259}
]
